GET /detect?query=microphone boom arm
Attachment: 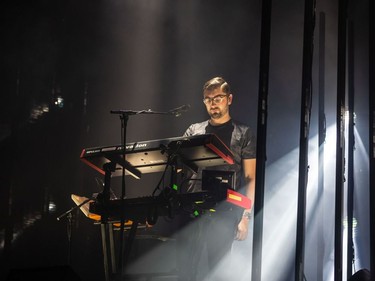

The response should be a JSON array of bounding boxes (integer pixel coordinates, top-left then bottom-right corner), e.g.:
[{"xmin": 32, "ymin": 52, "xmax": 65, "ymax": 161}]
[{"xmin": 111, "ymin": 104, "xmax": 190, "ymax": 117}]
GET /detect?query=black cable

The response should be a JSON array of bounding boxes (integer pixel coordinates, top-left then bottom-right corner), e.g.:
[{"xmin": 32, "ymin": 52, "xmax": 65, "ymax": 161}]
[
  {"xmin": 152, "ymin": 141, "xmax": 184, "ymax": 197},
  {"xmin": 152, "ymin": 157, "xmax": 172, "ymax": 197}
]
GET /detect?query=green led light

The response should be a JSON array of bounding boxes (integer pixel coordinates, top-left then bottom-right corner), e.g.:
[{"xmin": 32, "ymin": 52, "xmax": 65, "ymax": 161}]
[
  {"xmin": 193, "ymin": 210, "xmax": 199, "ymax": 217},
  {"xmin": 172, "ymin": 184, "xmax": 178, "ymax": 191}
]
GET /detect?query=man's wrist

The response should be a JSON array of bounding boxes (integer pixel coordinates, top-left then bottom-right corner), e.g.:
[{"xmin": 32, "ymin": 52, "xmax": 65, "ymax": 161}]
[{"xmin": 242, "ymin": 210, "xmax": 252, "ymax": 220}]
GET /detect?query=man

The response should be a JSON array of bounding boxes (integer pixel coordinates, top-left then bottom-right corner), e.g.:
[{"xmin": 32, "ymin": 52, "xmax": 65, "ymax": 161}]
[{"xmin": 178, "ymin": 76, "xmax": 256, "ymax": 281}]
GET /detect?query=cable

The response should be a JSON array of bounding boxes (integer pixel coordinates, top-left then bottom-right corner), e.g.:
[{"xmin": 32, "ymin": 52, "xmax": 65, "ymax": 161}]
[{"xmin": 152, "ymin": 141, "xmax": 184, "ymax": 196}]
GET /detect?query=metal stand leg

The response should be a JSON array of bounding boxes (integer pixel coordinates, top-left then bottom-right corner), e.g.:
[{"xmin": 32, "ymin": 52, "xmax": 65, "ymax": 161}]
[
  {"xmin": 101, "ymin": 223, "xmax": 117, "ymax": 281},
  {"xmin": 98, "ymin": 162, "xmax": 118, "ymax": 281},
  {"xmin": 101, "ymin": 223, "xmax": 111, "ymax": 281},
  {"xmin": 108, "ymin": 224, "xmax": 117, "ymax": 275},
  {"xmin": 123, "ymin": 221, "xmax": 138, "ymax": 270}
]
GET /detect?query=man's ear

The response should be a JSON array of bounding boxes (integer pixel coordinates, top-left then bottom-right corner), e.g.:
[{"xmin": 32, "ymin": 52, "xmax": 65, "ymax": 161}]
[{"xmin": 228, "ymin": 94, "xmax": 233, "ymax": 105}]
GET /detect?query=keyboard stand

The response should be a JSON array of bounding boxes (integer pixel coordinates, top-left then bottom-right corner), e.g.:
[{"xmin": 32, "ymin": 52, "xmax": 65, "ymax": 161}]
[
  {"xmin": 79, "ymin": 133, "xmax": 237, "ymax": 281},
  {"xmin": 98, "ymin": 162, "xmax": 117, "ymax": 281},
  {"xmin": 100, "ymin": 223, "xmax": 116, "ymax": 281}
]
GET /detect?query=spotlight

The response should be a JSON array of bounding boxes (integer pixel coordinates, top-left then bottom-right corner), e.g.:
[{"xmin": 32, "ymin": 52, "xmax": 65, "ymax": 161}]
[
  {"xmin": 29, "ymin": 102, "xmax": 50, "ymax": 122},
  {"xmin": 54, "ymin": 96, "xmax": 64, "ymax": 108},
  {"xmin": 48, "ymin": 201, "xmax": 57, "ymax": 213}
]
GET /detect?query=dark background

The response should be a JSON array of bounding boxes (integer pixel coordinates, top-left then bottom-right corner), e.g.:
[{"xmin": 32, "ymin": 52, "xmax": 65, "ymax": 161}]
[{"xmin": 0, "ymin": 1, "xmax": 371, "ymax": 280}]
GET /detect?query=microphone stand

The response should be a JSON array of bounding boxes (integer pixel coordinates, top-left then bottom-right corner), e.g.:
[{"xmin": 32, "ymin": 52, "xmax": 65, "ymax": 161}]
[
  {"xmin": 56, "ymin": 197, "xmax": 94, "ymax": 265},
  {"xmin": 117, "ymin": 113, "xmax": 128, "ymax": 279},
  {"xmin": 111, "ymin": 105, "xmax": 189, "ymax": 280},
  {"xmin": 57, "ymin": 197, "xmax": 93, "ymax": 221}
]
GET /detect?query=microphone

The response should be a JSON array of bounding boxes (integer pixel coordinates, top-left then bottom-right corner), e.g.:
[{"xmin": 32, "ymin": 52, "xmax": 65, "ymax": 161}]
[
  {"xmin": 110, "ymin": 110, "xmax": 140, "ymax": 115},
  {"xmin": 169, "ymin": 104, "xmax": 191, "ymax": 117}
]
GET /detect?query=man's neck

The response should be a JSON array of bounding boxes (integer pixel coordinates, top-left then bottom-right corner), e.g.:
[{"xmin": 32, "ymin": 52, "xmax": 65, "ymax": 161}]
[{"xmin": 209, "ymin": 115, "xmax": 231, "ymax": 126}]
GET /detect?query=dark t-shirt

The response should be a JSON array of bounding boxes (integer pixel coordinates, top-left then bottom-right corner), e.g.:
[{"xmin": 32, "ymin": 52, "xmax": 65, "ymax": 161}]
[
  {"xmin": 183, "ymin": 119, "xmax": 256, "ymax": 192},
  {"xmin": 205, "ymin": 119, "xmax": 234, "ymax": 148}
]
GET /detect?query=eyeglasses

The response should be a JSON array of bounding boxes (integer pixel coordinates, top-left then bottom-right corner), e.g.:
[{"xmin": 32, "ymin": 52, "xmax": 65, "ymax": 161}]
[{"xmin": 203, "ymin": 94, "xmax": 228, "ymax": 105}]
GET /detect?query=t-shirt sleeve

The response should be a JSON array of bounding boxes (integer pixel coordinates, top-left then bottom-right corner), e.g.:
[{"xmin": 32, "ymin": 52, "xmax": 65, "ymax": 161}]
[
  {"xmin": 183, "ymin": 122, "xmax": 207, "ymax": 137},
  {"xmin": 242, "ymin": 128, "xmax": 257, "ymax": 159},
  {"xmin": 183, "ymin": 125, "xmax": 193, "ymax": 137}
]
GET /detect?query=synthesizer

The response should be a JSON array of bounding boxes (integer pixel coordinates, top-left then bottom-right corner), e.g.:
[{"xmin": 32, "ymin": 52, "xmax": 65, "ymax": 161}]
[{"xmin": 80, "ymin": 133, "xmax": 234, "ymax": 178}]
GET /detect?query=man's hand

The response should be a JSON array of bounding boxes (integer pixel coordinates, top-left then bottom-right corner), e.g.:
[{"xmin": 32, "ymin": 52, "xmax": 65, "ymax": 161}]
[{"xmin": 235, "ymin": 217, "xmax": 249, "ymax": 241}]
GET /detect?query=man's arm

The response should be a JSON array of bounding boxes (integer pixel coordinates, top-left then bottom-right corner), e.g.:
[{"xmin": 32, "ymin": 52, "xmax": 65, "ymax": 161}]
[{"xmin": 235, "ymin": 158, "xmax": 256, "ymax": 241}]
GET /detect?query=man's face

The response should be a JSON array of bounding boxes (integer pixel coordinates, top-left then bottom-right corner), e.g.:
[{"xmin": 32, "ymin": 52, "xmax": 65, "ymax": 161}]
[{"xmin": 203, "ymin": 88, "xmax": 232, "ymax": 120}]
